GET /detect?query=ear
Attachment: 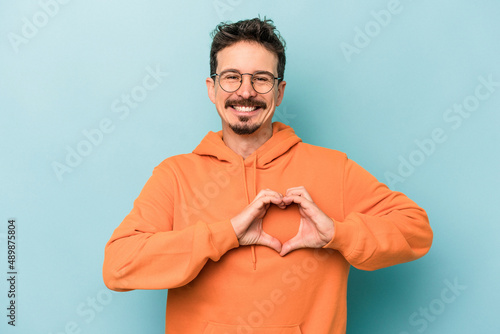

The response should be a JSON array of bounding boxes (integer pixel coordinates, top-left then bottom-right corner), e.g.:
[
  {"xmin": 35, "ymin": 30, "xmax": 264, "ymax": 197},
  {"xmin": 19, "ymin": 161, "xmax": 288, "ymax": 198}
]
[
  {"xmin": 206, "ymin": 77, "xmax": 216, "ymax": 104},
  {"xmin": 275, "ymin": 80, "xmax": 286, "ymax": 106}
]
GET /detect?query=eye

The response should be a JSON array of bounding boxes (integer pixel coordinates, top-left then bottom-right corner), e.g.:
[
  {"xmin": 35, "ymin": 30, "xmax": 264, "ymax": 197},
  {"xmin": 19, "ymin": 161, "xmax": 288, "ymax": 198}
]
[
  {"xmin": 253, "ymin": 73, "xmax": 272, "ymax": 83},
  {"xmin": 221, "ymin": 72, "xmax": 241, "ymax": 81}
]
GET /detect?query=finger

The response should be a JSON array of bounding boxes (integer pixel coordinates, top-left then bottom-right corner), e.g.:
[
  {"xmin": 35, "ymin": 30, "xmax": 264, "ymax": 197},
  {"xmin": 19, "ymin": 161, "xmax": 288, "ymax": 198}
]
[
  {"xmin": 284, "ymin": 186, "xmax": 304, "ymax": 196},
  {"xmin": 255, "ymin": 188, "xmax": 283, "ymax": 199},
  {"xmin": 280, "ymin": 233, "xmax": 304, "ymax": 256},
  {"xmin": 254, "ymin": 189, "xmax": 283, "ymax": 203},
  {"xmin": 269, "ymin": 195, "xmax": 286, "ymax": 209},
  {"xmin": 255, "ymin": 192, "xmax": 285, "ymax": 209},
  {"xmin": 282, "ymin": 193, "xmax": 313, "ymax": 207},
  {"xmin": 258, "ymin": 231, "xmax": 282, "ymax": 253},
  {"xmin": 285, "ymin": 186, "xmax": 313, "ymax": 201}
]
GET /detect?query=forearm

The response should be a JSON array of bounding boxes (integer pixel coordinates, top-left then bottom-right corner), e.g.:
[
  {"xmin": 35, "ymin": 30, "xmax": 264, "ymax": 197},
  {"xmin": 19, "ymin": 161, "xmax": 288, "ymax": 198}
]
[
  {"xmin": 325, "ymin": 206, "xmax": 432, "ymax": 270},
  {"xmin": 103, "ymin": 219, "xmax": 239, "ymax": 291}
]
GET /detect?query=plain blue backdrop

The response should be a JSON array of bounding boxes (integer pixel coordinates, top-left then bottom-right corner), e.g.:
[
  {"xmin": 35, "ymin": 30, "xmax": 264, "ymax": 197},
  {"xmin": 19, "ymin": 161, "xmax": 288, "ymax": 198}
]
[{"xmin": 1, "ymin": 0, "xmax": 499, "ymax": 333}]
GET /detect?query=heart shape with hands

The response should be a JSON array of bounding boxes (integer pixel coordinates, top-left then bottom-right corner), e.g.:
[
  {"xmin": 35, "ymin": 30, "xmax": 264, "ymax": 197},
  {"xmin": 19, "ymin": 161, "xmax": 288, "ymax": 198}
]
[{"xmin": 230, "ymin": 186, "xmax": 335, "ymax": 256}]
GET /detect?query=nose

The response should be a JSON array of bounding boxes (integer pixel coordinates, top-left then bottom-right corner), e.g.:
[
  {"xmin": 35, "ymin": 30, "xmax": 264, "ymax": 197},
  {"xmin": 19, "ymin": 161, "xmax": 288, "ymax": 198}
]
[{"xmin": 236, "ymin": 74, "xmax": 257, "ymax": 99}]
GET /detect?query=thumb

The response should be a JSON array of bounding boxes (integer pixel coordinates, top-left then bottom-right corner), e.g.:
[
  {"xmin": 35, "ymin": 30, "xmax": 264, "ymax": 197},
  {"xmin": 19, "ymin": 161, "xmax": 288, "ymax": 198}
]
[
  {"xmin": 280, "ymin": 234, "xmax": 304, "ymax": 256},
  {"xmin": 257, "ymin": 231, "xmax": 282, "ymax": 253}
]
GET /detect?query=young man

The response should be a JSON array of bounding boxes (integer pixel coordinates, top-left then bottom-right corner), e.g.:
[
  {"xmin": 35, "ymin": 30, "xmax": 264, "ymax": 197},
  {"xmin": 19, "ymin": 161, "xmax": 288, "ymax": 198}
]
[{"xmin": 103, "ymin": 18, "xmax": 433, "ymax": 334}]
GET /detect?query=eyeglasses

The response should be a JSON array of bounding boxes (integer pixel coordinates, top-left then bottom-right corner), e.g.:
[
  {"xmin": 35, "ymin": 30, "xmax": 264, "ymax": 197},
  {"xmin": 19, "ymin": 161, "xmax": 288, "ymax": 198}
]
[{"xmin": 211, "ymin": 70, "xmax": 281, "ymax": 94}]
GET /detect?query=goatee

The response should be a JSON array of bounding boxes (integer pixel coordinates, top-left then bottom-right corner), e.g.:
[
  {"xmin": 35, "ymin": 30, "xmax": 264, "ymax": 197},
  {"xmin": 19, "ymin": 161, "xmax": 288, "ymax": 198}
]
[{"xmin": 229, "ymin": 116, "xmax": 261, "ymax": 135}]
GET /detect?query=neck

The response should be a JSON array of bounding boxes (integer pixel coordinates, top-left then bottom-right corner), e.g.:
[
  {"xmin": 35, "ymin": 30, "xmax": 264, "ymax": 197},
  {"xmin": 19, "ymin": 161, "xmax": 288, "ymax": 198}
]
[{"xmin": 222, "ymin": 123, "xmax": 273, "ymax": 159}]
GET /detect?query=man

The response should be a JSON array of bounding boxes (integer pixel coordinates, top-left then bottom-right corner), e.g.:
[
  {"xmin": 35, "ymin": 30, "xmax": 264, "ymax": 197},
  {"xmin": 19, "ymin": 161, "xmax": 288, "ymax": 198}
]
[{"xmin": 103, "ymin": 18, "xmax": 433, "ymax": 334}]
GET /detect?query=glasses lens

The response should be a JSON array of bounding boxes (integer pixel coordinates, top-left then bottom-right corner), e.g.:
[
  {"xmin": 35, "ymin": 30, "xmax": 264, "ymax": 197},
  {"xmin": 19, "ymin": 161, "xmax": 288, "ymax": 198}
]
[
  {"xmin": 252, "ymin": 72, "xmax": 275, "ymax": 94},
  {"xmin": 219, "ymin": 71, "xmax": 241, "ymax": 92}
]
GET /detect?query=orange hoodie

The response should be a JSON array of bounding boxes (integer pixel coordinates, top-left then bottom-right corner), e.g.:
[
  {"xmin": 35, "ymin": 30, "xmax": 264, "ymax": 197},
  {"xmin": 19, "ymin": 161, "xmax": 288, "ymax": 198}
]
[{"xmin": 103, "ymin": 122, "xmax": 433, "ymax": 334}]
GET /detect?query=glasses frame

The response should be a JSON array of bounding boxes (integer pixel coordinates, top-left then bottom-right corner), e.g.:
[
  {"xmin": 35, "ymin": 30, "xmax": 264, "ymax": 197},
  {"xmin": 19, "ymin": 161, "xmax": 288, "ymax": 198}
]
[{"xmin": 211, "ymin": 70, "xmax": 282, "ymax": 94}]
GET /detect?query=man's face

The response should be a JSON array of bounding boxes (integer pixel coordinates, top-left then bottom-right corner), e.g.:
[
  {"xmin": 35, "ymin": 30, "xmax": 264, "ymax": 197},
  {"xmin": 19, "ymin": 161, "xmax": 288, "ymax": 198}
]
[{"xmin": 206, "ymin": 41, "xmax": 286, "ymax": 136}]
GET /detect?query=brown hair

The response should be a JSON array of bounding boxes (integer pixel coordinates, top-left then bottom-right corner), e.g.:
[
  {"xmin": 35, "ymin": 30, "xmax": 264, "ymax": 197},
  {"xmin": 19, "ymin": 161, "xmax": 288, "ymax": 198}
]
[{"xmin": 209, "ymin": 17, "xmax": 286, "ymax": 82}]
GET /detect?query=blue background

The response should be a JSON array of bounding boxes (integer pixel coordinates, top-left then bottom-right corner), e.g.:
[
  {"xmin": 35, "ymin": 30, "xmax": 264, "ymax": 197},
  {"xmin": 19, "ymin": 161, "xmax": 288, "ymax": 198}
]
[{"xmin": 1, "ymin": 0, "xmax": 499, "ymax": 333}]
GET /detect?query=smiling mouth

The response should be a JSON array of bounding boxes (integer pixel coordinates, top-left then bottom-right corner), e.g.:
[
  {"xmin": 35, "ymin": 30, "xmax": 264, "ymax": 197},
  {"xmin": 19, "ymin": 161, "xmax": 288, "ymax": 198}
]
[
  {"xmin": 225, "ymin": 99, "xmax": 267, "ymax": 113},
  {"xmin": 232, "ymin": 105, "xmax": 259, "ymax": 112}
]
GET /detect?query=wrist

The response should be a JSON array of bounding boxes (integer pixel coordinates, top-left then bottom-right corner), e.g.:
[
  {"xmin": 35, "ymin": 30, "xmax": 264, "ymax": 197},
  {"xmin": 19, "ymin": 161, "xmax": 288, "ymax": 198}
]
[
  {"xmin": 322, "ymin": 218, "xmax": 335, "ymax": 244},
  {"xmin": 230, "ymin": 217, "xmax": 244, "ymax": 240}
]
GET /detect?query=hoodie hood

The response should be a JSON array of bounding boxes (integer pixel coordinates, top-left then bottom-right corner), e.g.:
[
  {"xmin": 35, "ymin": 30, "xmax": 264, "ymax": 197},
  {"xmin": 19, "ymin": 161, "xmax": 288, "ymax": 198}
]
[{"xmin": 192, "ymin": 122, "xmax": 302, "ymax": 167}]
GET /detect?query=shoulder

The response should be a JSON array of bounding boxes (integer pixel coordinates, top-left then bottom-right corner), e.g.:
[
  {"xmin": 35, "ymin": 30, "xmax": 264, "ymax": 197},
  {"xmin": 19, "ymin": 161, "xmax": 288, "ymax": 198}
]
[
  {"xmin": 149, "ymin": 153, "xmax": 203, "ymax": 179},
  {"xmin": 294, "ymin": 142, "xmax": 348, "ymax": 161},
  {"xmin": 155, "ymin": 152, "xmax": 201, "ymax": 170}
]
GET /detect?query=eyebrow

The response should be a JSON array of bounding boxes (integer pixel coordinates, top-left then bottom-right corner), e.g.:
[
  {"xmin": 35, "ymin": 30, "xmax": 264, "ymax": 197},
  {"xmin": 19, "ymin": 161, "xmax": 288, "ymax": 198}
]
[
  {"xmin": 220, "ymin": 68, "xmax": 240, "ymax": 73},
  {"xmin": 219, "ymin": 68, "xmax": 276, "ymax": 75}
]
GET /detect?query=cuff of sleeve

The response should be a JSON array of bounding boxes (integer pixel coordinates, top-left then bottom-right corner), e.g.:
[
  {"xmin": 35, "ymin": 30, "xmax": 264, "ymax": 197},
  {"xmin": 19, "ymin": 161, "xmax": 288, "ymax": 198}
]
[
  {"xmin": 207, "ymin": 219, "xmax": 240, "ymax": 260},
  {"xmin": 322, "ymin": 218, "xmax": 359, "ymax": 258}
]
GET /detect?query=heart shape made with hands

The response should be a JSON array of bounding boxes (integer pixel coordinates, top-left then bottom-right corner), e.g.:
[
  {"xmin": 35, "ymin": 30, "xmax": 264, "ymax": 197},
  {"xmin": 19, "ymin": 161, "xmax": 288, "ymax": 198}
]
[
  {"xmin": 261, "ymin": 202, "xmax": 301, "ymax": 245},
  {"xmin": 236, "ymin": 186, "xmax": 334, "ymax": 255}
]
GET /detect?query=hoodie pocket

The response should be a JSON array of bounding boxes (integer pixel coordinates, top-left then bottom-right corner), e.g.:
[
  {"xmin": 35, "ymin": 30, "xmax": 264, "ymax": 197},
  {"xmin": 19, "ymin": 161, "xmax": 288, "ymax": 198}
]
[{"xmin": 203, "ymin": 322, "xmax": 303, "ymax": 334}]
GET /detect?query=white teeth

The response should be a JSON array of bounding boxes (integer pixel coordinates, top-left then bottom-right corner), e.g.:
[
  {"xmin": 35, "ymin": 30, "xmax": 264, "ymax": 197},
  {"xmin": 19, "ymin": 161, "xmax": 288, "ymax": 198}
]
[{"xmin": 233, "ymin": 106, "xmax": 257, "ymax": 112}]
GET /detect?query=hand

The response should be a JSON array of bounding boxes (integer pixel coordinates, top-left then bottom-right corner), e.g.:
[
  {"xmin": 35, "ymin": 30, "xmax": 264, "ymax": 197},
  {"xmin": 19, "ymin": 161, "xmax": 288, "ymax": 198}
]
[
  {"xmin": 280, "ymin": 186, "xmax": 335, "ymax": 256},
  {"xmin": 230, "ymin": 189, "xmax": 285, "ymax": 253}
]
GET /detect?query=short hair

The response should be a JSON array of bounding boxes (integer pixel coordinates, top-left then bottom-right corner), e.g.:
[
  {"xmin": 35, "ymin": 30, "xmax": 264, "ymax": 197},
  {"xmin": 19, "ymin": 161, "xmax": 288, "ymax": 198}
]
[{"xmin": 209, "ymin": 17, "xmax": 286, "ymax": 83}]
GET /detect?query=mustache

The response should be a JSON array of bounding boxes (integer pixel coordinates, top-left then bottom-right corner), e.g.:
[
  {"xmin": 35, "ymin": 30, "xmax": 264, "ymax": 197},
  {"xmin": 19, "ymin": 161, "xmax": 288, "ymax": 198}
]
[{"xmin": 225, "ymin": 98, "xmax": 267, "ymax": 109}]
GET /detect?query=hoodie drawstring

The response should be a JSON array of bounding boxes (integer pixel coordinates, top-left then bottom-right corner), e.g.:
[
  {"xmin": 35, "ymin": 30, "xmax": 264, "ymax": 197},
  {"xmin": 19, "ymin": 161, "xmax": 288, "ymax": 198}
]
[
  {"xmin": 251, "ymin": 246, "xmax": 256, "ymax": 270},
  {"xmin": 251, "ymin": 156, "xmax": 258, "ymax": 270},
  {"xmin": 241, "ymin": 155, "xmax": 258, "ymax": 270}
]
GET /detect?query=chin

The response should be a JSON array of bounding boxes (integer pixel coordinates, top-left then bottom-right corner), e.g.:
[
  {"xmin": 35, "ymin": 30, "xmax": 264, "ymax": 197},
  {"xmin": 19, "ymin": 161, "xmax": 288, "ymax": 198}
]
[{"xmin": 229, "ymin": 121, "xmax": 261, "ymax": 135}]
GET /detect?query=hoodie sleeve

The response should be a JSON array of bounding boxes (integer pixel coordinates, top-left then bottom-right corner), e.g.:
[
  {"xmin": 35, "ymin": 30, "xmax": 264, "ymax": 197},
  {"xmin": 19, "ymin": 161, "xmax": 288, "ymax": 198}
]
[
  {"xmin": 324, "ymin": 157, "xmax": 433, "ymax": 271},
  {"xmin": 102, "ymin": 162, "xmax": 239, "ymax": 291}
]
